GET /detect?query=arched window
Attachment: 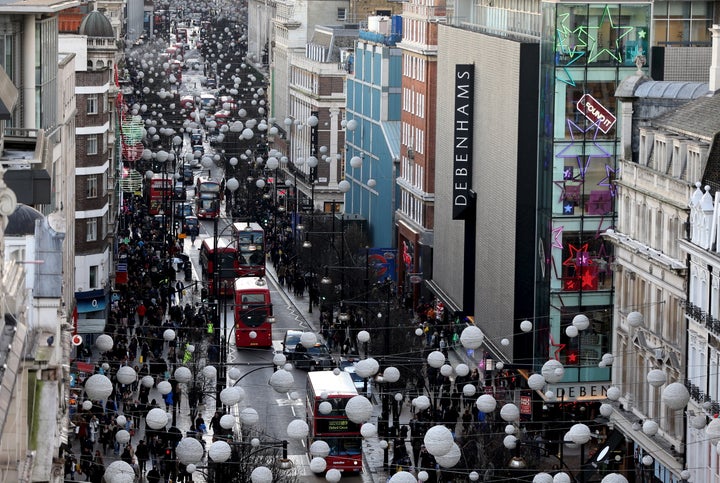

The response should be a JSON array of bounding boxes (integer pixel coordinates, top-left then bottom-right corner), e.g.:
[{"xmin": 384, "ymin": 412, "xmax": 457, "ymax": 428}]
[{"xmin": 96, "ymin": 60, "xmax": 105, "ymax": 69}]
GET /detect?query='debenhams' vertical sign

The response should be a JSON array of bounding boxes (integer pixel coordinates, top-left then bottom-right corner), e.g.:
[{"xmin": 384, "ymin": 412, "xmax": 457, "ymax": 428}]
[{"xmin": 453, "ymin": 64, "xmax": 474, "ymax": 220}]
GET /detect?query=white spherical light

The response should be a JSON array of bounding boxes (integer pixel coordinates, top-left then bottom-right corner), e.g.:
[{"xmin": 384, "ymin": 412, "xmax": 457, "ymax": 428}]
[
  {"xmin": 310, "ymin": 457, "xmax": 327, "ymax": 473},
  {"xmin": 647, "ymin": 369, "xmax": 667, "ymax": 388},
  {"xmin": 463, "ymin": 384, "xmax": 477, "ymax": 397},
  {"xmin": 383, "ymin": 366, "xmax": 401, "ymax": 383},
  {"xmin": 240, "ymin": 408, "xmax": 259, "ymax": 426},
  {"xmin": 228, "ymin": 367, "xmax": 242, "ymax": 380},
  {"xmin": 338, "ymin": 180, "xmax": 351, "ymax": 193},
  {"xmin": 95, "ymin": 334, "xmax": 114, "ymax": 352},
  {"xmin": 691, "ymin": 414, "xmax": 707, "ymax": 430},
  {"xmin": 528, "ymin": 374, "xmax": 546, "ymax": 390},
  {"xmin": 346, "ymin": 395, "xmax": 373, "ymax": 424},
  {"xmin": 269, "ymin": 369, "xmax": 294, "ymax": 393},
  {"xmin": 220, "ymin": 387, "xmax": 242, "ymax": 406},
  {"xmin": 318, "ymin": 401, "xmax": 332, "ymax": 414},
  {"xmin": 642, "ymin": 420, "xmax": 659, "ymax": 436},
  {"xmin": 427, "ymin": 351, "xmax": 446, "ymax": 368},
  {"xmin": 601, "ymin": 353, "xmax": 614, "ymax": 366},
  {"xmin": 503, "ymin": 435, "xmax": 518, "ymax": 449},
  {"xmin": 627, "ymin": 311, "xmax": 644, "ymax": 328},
  {"xmin": 476, "ymin": 394, "xmax": 497, "ymax": 413},
  {"xmin": 436, "ymin": 442, "xmax": 461, "ymax": 468},
  {"xmin": 642, "ymin": 455, "xmax": 653, "ymax": 466},
  {"xmin": 357, "ymin": 330, "xmax": 370, "ymax": 343},
  {"xmin": 501, "ymin": 338, "xmax": 510, "ymax": 346},
  {"xmin": 706, "ymin": 418, "xmax": 720, "ymax": 443},
  {"xmin": 84, "ymin": 374, "xmax": 113, "ymax": 400},
  {"xmin": 163, "ymin": 329, "xmax": 176, "ymax": 341},
  {"xmin": 424, "ymin": 425, "xmax": 454, "ymax": 457},
  {"xmin": 541, "ymin": 359, "xmax": 565, "ymax": 384},
  {"xmin": 568, "ymin": 423, "xmax": 592, "ymax": 444},
  {"xmin": 146, "ymin": 408, "xmax": 169, "ymax": 429},
  {"xmin": 220, "ymin": 414, "xmax": 235, "ymax": 430},
  {"xmin": 174, "ymin": 366, "xmax": 192, "ymax": 384},
  {"xmin": 116, "ymin": 366, "xmax": 137, "ymax": 385},
  {"xmin": 505, "ymin": 424, "xmax": 516, "ymax": 435},
  {"xmin": 606, "ymin": 386, "xmax": 622, "ymax": 401},
  {"xmin": 572, "ymin": 314, "xmax": 590, "ymax": 331},
  {"xmin": 418, "ymin": 470, "xmax": 429, "ymax": 481},
  {"xmin": 287, "ymin": 419, "xmax": 310, "ymax": 439},
  {"xmin": 115, "ymin": 415, "xmax": 127, "ymax": 427},
  {"xmin": 455, "ymin": 363, "xmax": 470, "ymax": 377},
  {"xmin": 104, "ymin": 461, "xmax": 135, "ymax": 483},
  {"xmin": 82, "ymin": 400, "xmax": 93, "ymax": 411},
  {"xmin": 250, "ymin": 466, "xmax": 273, "ymax": 483},
  {"xmin": 208, "ymin": 441, "xmax": 232, "ymax": 463},
  {"xmin": 565, "ymin": 325, "xmax": 579, "ymax": 338},
  {"xmin": 326, "ymin": 468, "xmax": 342, "ymax": 482},
  {"xmin": 520, "ymin": 320, "xmax": 533, "ymax": 332},
  {"xmin": 554, "ymin": 473, "xmax": 572, "ymax": 483},
  {"xmin": 300, "ymin": 331, "xmax": 318, "ymax": 348},
  {"xmin": 601, "ymin": 474, "xmax": 629, "ymax": 483},
  {"xmin": 389, "ymin": 471, "xmax": 418, "ymax": 483},
  {"xmin": 361, "ymin": 423, "xmax": 378, "ymax": 438},
  {"xmin": 157, "ymin": 380, "xmax": 172, "ymax": 395},
  {"xmin": 440, "ymin": 364, "xmax": 453, "ymax": 377},
  {"xmin": 599, "ymin": 403, "xmax": 614, "ymax": 417},
  {"xmin": 141, "ymin": 375, "xmax": 154, "ymax": 388},
  {"xmin": 273, "ymin": 353, "xmax": 287, "ymax": 367},
  {"xmin": 202, "ymin": 365, "xmax": 217, "ymax": 380},
  {"xmin": 534, "ymin": 473, "xmax": 554, "ymax": 483},
  {"xmin": 355, "ymin": 358, "xmax": 380, "ymax": 378},
  {"xmin": 460, "ymin": 326, "xmax": 484, "ymax": 349},
  {"xmin": 413, "ymin": 395, "xmax": 431, "ymax": 411},
  {"xmin": 662, "ymin": 382, "xmax": 690, "ymax": 410},
  {"xmin": 310, "ymin": 440, "xmax": 331, "ymax": 457},
  {"xmin": 415, "ymin": 327, "xmax": 424, "ymax": 336},
  {"xmin": 115, "ymin": 429, "xmax": 131, "ymax": 444},
  {"xmin": 500, "ymin": 403, "xmax": 520, "ymax": 422}
]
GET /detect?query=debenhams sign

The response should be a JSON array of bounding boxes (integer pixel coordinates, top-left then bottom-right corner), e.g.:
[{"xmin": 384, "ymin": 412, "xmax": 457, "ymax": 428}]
[{"xmin": 453, "ymin": 64, "xmax": 474, "ymax": 220}]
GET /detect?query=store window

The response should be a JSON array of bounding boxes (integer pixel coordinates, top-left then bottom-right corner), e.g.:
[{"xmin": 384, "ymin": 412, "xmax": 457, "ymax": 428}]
[
  {"xmin": 559, "ymin": 307, "xmax": 612, "ymax": 369},
  {"xmin": 559, "ymin": 232, "xmax": 613, "ymax": 292},
  {"xmin": 653, "ymin": 1, "xmax": 713, "ymax": 46}
]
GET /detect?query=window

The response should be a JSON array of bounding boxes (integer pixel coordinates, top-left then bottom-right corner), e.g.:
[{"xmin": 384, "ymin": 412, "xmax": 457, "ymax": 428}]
[
  {"xmin": 86, "ymin": 218, "xmax": 97, "ymax": 241},
  {"xmin": 87, "ymin": 135, "xmax": 98, "ymax": 155},
  {"xmin": 89, "ymin": 265, "xmax": 98, "ymax": 288},
  {"xmin": 87, "ymin": 96, "xmax": 98, "ymax": 114},
  {"xmin": 653, "ymin": 1, "xmax": 713, "ymax": 46},
  {"xmin": 87, "ymin": 175, "xmax": 98, "ymax": 198},
  {"xmin": 337, "ymin": 7, "xmax": 346, "ymax": 20}
]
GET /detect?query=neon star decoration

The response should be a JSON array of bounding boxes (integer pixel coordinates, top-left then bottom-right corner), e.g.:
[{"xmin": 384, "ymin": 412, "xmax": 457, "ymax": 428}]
[
  {"xmin": 598, "ymin": 164, "xmax": 619, "ymax": 196},
  {"xmin": 552, "ymin": 226, "xmax": 564, "ymax": 249},
  {"xmin": 549, "ymin": 333, "xmax": 566, "ymax": 361},
  {"xmin": 586, "ymin": 5, "xmax": 635, "ymax": 63},
  {"xmin": 556, "ymin": 119, "xmax": 611, "ymax": 179},
  {"xmin": 555, "ymin": 13, "xmax": 588, "ymax": 86}
]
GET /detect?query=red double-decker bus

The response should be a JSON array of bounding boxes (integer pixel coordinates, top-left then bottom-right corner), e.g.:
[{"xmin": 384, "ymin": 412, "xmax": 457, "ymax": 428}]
[
  {"xmin": 306, "ymin": 371, "xmax": 363, "ymax": 473},
  {"xmin": 196, "ymin": 176, "xmax": 222, "ymax": 219},
  {"xmin": 231, "ymin": 222, "xmax": 266, "ymax": 277},
  {"xmin": 234, "ymin": 277, "xmax": 273, "ymax": 347},
  {"xmin": 147, "ymin": 175, "xmax": 172, "ymax": 215},
  {"xmin": 199, "ymin": 237, "xmax": 238, "ymax": 296}
]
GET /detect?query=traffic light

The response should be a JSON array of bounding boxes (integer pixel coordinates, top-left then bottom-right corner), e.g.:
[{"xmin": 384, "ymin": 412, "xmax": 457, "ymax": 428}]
[{"xmin": 201, "ymin": 287, "xmax": 208, "ymax": 301}]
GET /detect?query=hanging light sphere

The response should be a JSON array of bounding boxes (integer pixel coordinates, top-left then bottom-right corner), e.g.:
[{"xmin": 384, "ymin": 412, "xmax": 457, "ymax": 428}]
[
  {"xmin": 226, "ymin": 177, "xmax": 240, "ymax": 192},
  {"xmin": 367, "ymin": 178, "xmax": 377, "ymax": 188},
  {"xmin": 469, "ymin": 471, "xmax": 480, "ymax": 482},
  {"xmin": 338, "ymin": 180, "xmax": 351, "ymax": 193},
  {"xmin": 601, "ymin": 353, "xmax": 614, "ymax": 366},
  {"xmin": 500, "ymin": 403, "xmax": 520, "ymax": 422},
  {"xmin": 520, "ymin": 320, "xmax": 533, "ymax": 332},
  {"xmin": 220, "ymin": 414, "xmax": 235, "ymax": 430},
  {"xmin": 355, "ymin": 358, "xmax": 380, "ymax": 378},
  {"xmin": 460, "ymin": 325, "xmax": 485, "ymax": 349},
  {"xmin": 390, "ymin": 472, "xmax": 420, "ymax": 483},
  {"xmin": 115, "ymin": 415, "xmax": 127, "ymax": 427},
  {"xmin": 606, "ymin": 386, "xmax": 622, "ymax": 401},
  {"xmin": 534, "ymin": 473, "xmax": 554, "ymax": 483},
  {"xmin": 418, "ymin": 471, "xmax": 429, "ymax": 482},
  {"xmin": 528, "ymin": 374, "xmax": 546, "ymax": 390},
  {"xmin": 662, "ymin": 382, "xmax": 690, "ymax": 410},
  {"xmin": 95, "ymin": 334, "xmax": 114, "ymax": 352},
  {"xmin": 141, "ymin": 375, "xmax": 154, "ymax": 388},
  {"xmin": 104, "ymin": 460, "xmax": 135, "ymax": 483},
  {"xmin": 238, "ymin": 408, "xmax": 258, "ymax": 426},
  {"xmin": 455, "ymin": 363, "xmax": 470, "ymax": 377},
  {"xmin": 84, "ymin": 374, "xmax": 113, "ymax": 400},
  {"xmin": 270, "ymin": 369, "xmax": 295, "ymax": 394},
  {"xmin": 157, "ymin": 380, "xmax": 172, "ymax": 395},
  {"xmin": 310, "ymin": 457, "xmax": 327, "ymax": 473},
  {"xmin": 690, "ymin": 414, "xmax": 706, "ymax": 430},
  {"xmin": 300, "ymin": 331, "xmax": 318, "ymax": 348},
  {"xmin": 350, "ymin": 156, "xmax": 362, "ymax": 168},
  {"xmin": 413, "ymin": 395, "xmax": 431, "ymax": 411},
  {"xmin": 554, "ymin": 473, "xmax": 572, "ymax": 483},
  {"xmin": 427, "ymin": 350, "xmax": 446, "ymax": 368},
  {"xmin": 310, "ymin": 439, "xmax": 331, "ymax": 457},
  {"xmin": 541, "ymin": 359, "xmax": 565, "ymax": 384},
  {"xmin": 266, "ymin": 156, "xmax": 279, "ymax": 169},
  {"xmin": 503, "ymin": 435, "xmax": 518, "ymax": 449},
  {"xmin": 424, "ymin": 425, "xmax": 454, "ymax": 457},
  {"xmin": 82, "ymin": 400, "xmax": 93, "ymax": 411},
  {"xmin": 463, "ymin": 384, "xmax": 477, "ymax": 397},
  {"xmin": 599, "ymin": 403, "xmax": 614, "ymax": 417},
  {"xmin": 287, "ymin": 419, "xmax": 310, "ymax": 439},
  {"xmin": 273, "ymin": 353, "xmax": 287, "ymax": 367},
  {"xmin": 250, "ymin": 466, "xmax": 273, "ymax": 483},
  {"xmin": 601, "ymin": 474, "xmax": 629, "ymax": 483},
  {"xmin": 202, "ymin": 365, "xmax": 217, "ymax": 380},
  {"xmin": 568, "ymin": 423, "xmax": 592, "ymax": 444},
  {"xmin": 361, "ymin": 422, "xmax": 378, "ymax": 438},
  {"xmin": 208, "ymin": 441, "xmax": 232, "ymax": 463},
  {"xmin": 163, "ymin": 329, "xmax": 176, "ymax": 341},
  {"xmin": 476, "ymin": 394, "xmax": 497, "ymax": 413},
  {"xmin": 346, "ymin": 119, "xmax": 358, "ymax": 131},
  {"xmin": 357, "ymin": 330, "xmax": 370, "ymax": 343},
  {"xmin": 318, "ymin": 401, "xmax": 332, "ymax": 414},
  {"xmin": 647, "ymin": 369, "xmax": 667, "ymax": 388},
  {"xmin": 220, "ymin": 387, "xmax": 242, "ymax": 406},
  {"xmin": 174, "ymin": 366, "xmax": 192, "ymax": 384},
  {"xmin": 326, "ymin": 468, "xmax": 343, "ymax": 482},
  {"xmin": 345, "ymin": 395, "xmax": 373, "ymax": 424},
  {"xmin": 307, "ymin": 156, "xmax": 318, "ymax": 168},
  {"xmin": 383, "ymin": 366, "xmax": 401, "ymax": 383},
  {"xmin": 642, "ymin": 420, "xmax": 659, "ymax": 436},
  {"xmin": 505, "ymin": 424, "xmax": 517, "ymax": 435},
  {"xmin": 565, "ymin": 325, "xmax": 579, "ymax": 338},
  {"xmin": 395, "ymin": 392, "xmax": 404, "ymax": 402},
  {"xmin": 415, "ymin": 327, "xmax": 424, "ymax": 336},
  {"xmin": 176, "ymin": 437, "xmax": 204, "ymax": 465},
  {"xmin": 146, "ymin": 408, "xmax": 169, "ymax": 429},
  {"xmin": 116, "ymin": 366, "xmax": 137, "ymax": 385},
  {"xmin": 572, "ymin": 314, "xmax": 590, "ymax": 331},
  {"xmin": 681, "ymin": 470, "xmax": 691, "ymax": 481},
  {"xmin": 627, "ymin": 311, "xmax": 644, "ymax": 328},
  {"xmin": 440, "ymin": 364, "xmax": 453, "ymax": 377},
  {"xmin": 115, "ymin": 429, "xmax": 131, "ymax": 444}
]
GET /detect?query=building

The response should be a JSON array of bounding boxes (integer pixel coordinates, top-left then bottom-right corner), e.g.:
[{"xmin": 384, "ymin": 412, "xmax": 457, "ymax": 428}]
[
  {"xmin": 247, "ymin": 0, "xmax": 275, "ymax": 69},
  {"xmin": 343, "ymin": 16, "xmax": 403, "ymax": 249}
]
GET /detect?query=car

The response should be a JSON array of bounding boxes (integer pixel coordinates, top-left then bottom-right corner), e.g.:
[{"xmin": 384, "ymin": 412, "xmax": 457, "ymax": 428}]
[
  {"xmin": 174, "ymin": 202, "xmax": 194, "ymax": 220},
  {"xmin": 282, "ymin": 330, "xmax": 335, "ymax": 371},
  {"xmin": 192, "ymin": 144, "xmax": 204, "ymax": 155},
  {"xmin": 183, "ymin": 216, "xmax": 200, "ymax": 237},
  {"xmin": 173, "ymin": 182, "xmax": 187, "ymax": 200},
  {"xmin": 181, "ymin": 164, "xmax": 195, "ymax": 185},
  {"xmin": 190, "ymin": 130, "xmax": 203, "ymax": 145}
]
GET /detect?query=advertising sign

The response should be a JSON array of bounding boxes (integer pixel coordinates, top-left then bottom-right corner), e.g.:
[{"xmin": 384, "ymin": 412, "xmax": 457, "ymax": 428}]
[
  {"xmin": 576, "ymin": 94, "xmax": 616, "ymax": 134},
  {"xmin": 453, "ymin": 64, "xmax": 474, "ymax": 220}
]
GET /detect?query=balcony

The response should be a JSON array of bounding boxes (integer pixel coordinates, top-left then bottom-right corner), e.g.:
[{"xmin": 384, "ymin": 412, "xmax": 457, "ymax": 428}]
[
  {"xmin": 684, "ymin": 378, "xmax": 720, "ymax": 415},
  {"xmin": 683, "ymin": 300, "xmax": 720, "ymax": 336}
]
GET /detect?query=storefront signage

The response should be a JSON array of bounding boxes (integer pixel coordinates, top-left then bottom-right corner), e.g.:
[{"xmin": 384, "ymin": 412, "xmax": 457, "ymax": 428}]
[
  {"xmin": 453, "ymin": 64, "xmax": 474, "ymax": 220},
  {"xmin": 576, "ymin": 94, "xmax": 616, "ymax": 134},
  {"xmin": 520, "ymin": 395, "xmax": 532, "ymax": 415},
  {"xmin": 547, "ymin": 383, "xmax": 610, "ymax": 401}
]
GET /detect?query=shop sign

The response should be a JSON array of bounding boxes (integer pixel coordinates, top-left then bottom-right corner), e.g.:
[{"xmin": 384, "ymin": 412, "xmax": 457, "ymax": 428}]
[
  {"xmin": 453, "ymin": 64, "xmax": 474, "ymax": 220},
  {"xmin": 547, "ymin": 383, "xmax": 610, "ymax": 401},
  {"xmin": 576, "ymin": 94, "xmax": 616, "ymax": 134},
  {"xmin": 520, "ymin": 395, "xmax": 532, "ymax": 415}
]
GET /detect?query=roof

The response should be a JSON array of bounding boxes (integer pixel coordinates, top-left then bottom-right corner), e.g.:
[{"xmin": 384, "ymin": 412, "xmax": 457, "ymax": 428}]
[
  {"xmin": 5, "ymin": 204, "xmax": 43, "ymax": 236},
  {"xmin": 0, "ymin": 0, "xmax": 80, "ymax": 14},
  {"xmin": 79, "ymin": 10, "xmax": 114, "ymax": 38},
  {"xmin": 307, "ymin": 370, "xmax": 358, "ymax": 397},
  {"xmin": 381, "ymin": 121, "xmax": 401, "ymax": 160},
  {"xmin": 635, "ymin": 81, "xmax": 709, "ymax": 100},
  {"xmin": 652, "ymin": 93, "xmax": 720, "ymax": 141}
]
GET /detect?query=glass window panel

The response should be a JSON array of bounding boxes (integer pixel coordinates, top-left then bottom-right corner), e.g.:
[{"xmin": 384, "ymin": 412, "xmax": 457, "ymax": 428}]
[
  {"xmin": 690, "ymin": 19, "xmax": 712, "ymax": 42},
  {"xmin": 653, "ymin": 20, "xmax": 668, "ymax": 44},
  {"xmin": 668, "ymin": 2, "xmax": 691, "ymax": 18},
  {"xmin": 690, "ymin": 1, "xmax": 709, "ymax": 18},
  {"xmin": 667, "ymin": 20, "xmax": 690, "ymax": 42},
  {"xmin": 654, "ymin": 1, "xmax": 668, "ymax": 16}
]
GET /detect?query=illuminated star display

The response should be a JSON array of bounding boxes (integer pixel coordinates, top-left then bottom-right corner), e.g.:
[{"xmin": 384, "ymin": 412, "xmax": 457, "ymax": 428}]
[
  {"xmin": 598, "ymin": 164, "xmax": 619, "ymax": 196},
  {"xmin": 563, "ymin": 243, "xmax": 592, "ymax": 268},
  {"xmin": 552, "ymin": 226, "xmax": 564, "ymax": 249},
  {"xmin": 586, "ymin": 5, "xmax": 634, "ymax": 63},
  {"xmin": 549, "ymin": 333, "xmax": 566, "ymax": 361},
  {"xmin": 555, "ymin": 13, "xmax": 588, "ymax": 86},
  {"xmin": 556, "ymin": 119, "xmax": 611, "ymax": 179}
]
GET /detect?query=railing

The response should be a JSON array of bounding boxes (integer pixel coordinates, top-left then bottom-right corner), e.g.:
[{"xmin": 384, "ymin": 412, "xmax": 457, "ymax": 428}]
[
  {"xmin": 684, "ymin": 378, "xmax": 719, "ymax": 414},
  {"xmin": 682, "ymin": 300, "xmax": 720, "ymax": 336}
]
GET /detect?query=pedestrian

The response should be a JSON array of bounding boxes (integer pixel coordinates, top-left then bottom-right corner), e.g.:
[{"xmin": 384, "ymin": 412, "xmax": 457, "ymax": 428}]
[
  {"xmin": 120, "ymin": 443, "xmax": 134, "ymax": 466},
  {"xmin": 146, "ymin": 466, "xmax": 161, "ymax": 483},
  {"xmin": 135, "ymin": 439, "xmax": 150, "ymax": 475}
]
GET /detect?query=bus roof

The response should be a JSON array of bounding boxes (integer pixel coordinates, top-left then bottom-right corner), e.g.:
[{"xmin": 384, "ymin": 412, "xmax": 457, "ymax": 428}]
[
  {"xmin": 307, "ymin": 371, "xmax": 358, "ymax": 398},
  {"xmin": 232, "ymin": 221, "xmax": 263, "ymax": 234},
  {"xmin": 200, "ymin": 237, "xmax": 236, "ymax": 251},
  {"xmin": 234, "ymin": 276, "xmax": 269, "ymax": 292}
]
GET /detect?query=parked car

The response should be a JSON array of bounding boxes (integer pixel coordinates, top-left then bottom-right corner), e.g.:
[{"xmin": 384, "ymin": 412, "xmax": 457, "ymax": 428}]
[{"xmin": 282, "ymin": 330, "xmax": 334, "ymax": 371}]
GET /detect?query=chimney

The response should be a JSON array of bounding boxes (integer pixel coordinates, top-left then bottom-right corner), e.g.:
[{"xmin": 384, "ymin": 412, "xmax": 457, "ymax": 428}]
[{"xmin": 710, "ymin": 24, "xmax": 720, "ymax": 92}]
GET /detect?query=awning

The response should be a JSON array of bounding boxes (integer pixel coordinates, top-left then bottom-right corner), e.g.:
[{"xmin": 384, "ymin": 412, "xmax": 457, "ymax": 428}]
[
  {"xmin": 75, "ymin": 319, "xmax": 106, "ymax": 334},
  {"xmin": 76, "ymin": 298, "xmax": 108, "ymax": 314}
]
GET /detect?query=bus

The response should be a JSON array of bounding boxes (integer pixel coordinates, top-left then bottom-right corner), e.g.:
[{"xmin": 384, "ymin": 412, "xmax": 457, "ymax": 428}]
[
  {"xmin": 306, "ymin": 371, "xmax": 363, "ymax": 473},
  {"xmin": 147, "ymin": 175, "xmax": 173, "ymax": 215},
  {"xmin": 196, "ymin": 177, "xmax": 222, "ymax": 219},
  {"xmin": 231, "ymin": 222, "xmax": 266, "ymax": 277},
  {"xmin": 234, "ymin": 277, "xmax": 273, "ymax": 347},
  {"xmin": 199, "ymin": 237, "xmax": 238, "ymax": 296}
]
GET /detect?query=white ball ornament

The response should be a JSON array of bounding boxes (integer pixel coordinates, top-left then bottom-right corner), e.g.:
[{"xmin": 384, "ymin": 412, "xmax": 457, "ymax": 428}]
[
  {"xmin": 427, "ymin": 351, "xmax": 446, "ymax": 368},
  {"xmin": 345, "ymin": 395, "xmax": 373, "ymax": 424},
  {"xmin": 706, "ymin": 418, "xmax": 720, "ymax": 443},
  {"xmin": 476, "ymin": 394, "xmax": 497, "ymax": 413},
  {"xmin": 647, "ymin": 369, "xmax": 667, "ymax": 388},
  {"xmin": 228, "ymin": 367, "xmax": 242, "ymax": 380},
  {"xmin": 95, "ymin": 334, "xmax": 114, "ymax": 352},
  {"xmin": 601, "ymin": 474, "xmax": 629, "ymax": 483},
  {"xmin": 115, "ymin": 415, "xmax": 127, "ymax": 427},
  {"xmin": 572, "ymin": 314, "xmax": 590, "ymax": 330},
  {"xmin": 662, "ymin": 382, "xmax": 690, "ymax": 410},
  {"xmin": 287, "ymin": 419, "xmax": 310, "ymax": 439},
  {"xmin": 520, "ymin": 320, "xmax": 533, "ymax": 332},
  {"xmin": 642, "ymin": 455, "xmax": 653, "ymax": 466},
  {"xmin": 440, "ymin": 364, "xmax": 453, "ymax": 377},
  {"xmin": 469, "ymin": 471, "xmax": 480, "ymax": 482},
  {"xmin": 436, "ymin": 443, "xmax": 461, "ymax": 468},
  {"xmin": 642, "ymin": 420, "xmax": 659, "ymax": 436},
  {"xmin": 220, "ymin": 387, "xmax": 242, "ymax": 406},
  {"xmin": 240, "ymin": 408, "xmax": 259, "ymax": 426},
  {"xmin": 84, "ymin": 374, "xmax": 113, "ymax": 400},
  {"xmin": 463, "ymin": 384, "xmax": 477, "ymax": 397},
  {"xmin": 601, "ymin": 353, "xmax": 614, "ymax": 366},
  {"xmin": 117, "ymin": 366, "xmax": 137, "ymax": 385},
  {"xmin": 361, "ymin": 423, "xmax": 378, "ymax": 438},
  {"xmin": 273, "ymin": 353, "xmax": 287, "ymax": 366},
  {"xmin": 554, "ymin": 473, "xmax": 572, "ymax": 483},
  {"xmin": 505, "ymin": 424, "xmax": 516, "ymax": 435},
  {"xmin": 528, "ymin": 373, "xmax": 546, "ymax": 390},
  {"xmin": 501, "ymin": 338, "xmax": 510, "ymax": 346},
  {"xmin": 455, "ymin": 363, "xmax": 470, "ymax": 377},
  {"xmin": 115, "ymin": 429, "xmax": 131, "ymax": 444},
  {"xmin": 599, "ymin": 403, "xmax": 614, "ymax": 417},
  {"xmin": 163, "ymin": 329, "xmax": 176, "ymax": 341},
  {"xmin": 541, "ymin": 359, "xmax": 565, "ymax": 384},
  {"xmin": 496, "ymin": 362, "xmax": 504, "ymax": 370},
  {"xmin": 325, "ymin": 468, "xmax": 342, "ymax": 482},
  {"xmin": 355, "ymin": 358, "xmax": 380, "ymax": 378},
  {"xmin": 569, "ymin": 423, "xmax": 592, "ymax": 444},
  {"xmin": 104, "ymin": 461, "xmax": 135, "ymax": 483},
  {"xmin": 82, "ymin": 400, "xmax": 93, "ymax": 411},
  {"xmin": 413, "ymin": 395, "xmax": 431, "ymax": 411},
  {"xmin": 157, "ymin": 380, "xmax": 172, "ymax": 395},
  {"xmin": 680, "ymin": 470, "xmax": 691, "ymax": 481},
  {"xmin": 389, "ymin": 471, "xmax": 418, "ymax": 483},
  {"xmin": 545, "ymin": 390, "xmax": 556, "ymax": 401},
  {"xmin": 310, "ymin": 457, "xmax": 327, "ymax": 473},
  {"xmin": 418, "ymin": 471, "xmax": 429, "ymax": 481},
  {"xmin": 208, "ymin": 441, "xmax": 232, "ymax": 463},
  {"xmin": 146, "ymin": 408, "xmax": 169, "ymax": 429},
  {"xmin": 500, "ymin": 403, "xmax": 520, "ymax": 422},
  {"xmin": 174, "ymin": 366, "xmax": 192, "ymax": 384},
  {"xmin": 424, "ymin": 425, "xmax": 454, "ymax": 457},
  {"xmin": 503, "ymin": 435, "xmax": 518, "ymax": 449},
  {"xmin": 691, "ymin": 414, "xmax": 707, "ymax": 430},
  {"xmin": 534, "ymin": 473, "xmax": 553, "ymax": 483},
  {"xmin": 202, "ymin": 365, "xmax": 217, "ymax": 380},
  {"xmin": 415, "ymin": 328, "xmax": 424, "ymax": 336},
  {"xmin": 220, "ymin": 414, "xmax": 235, "ymax": 429},
  {"xmin": 250, "ymin": 466, "xmax": 273, "ymax": 483},
  {"xmin": 300, "ymin": 331, "xmax": 318, "ymax": 348},
  {"xmin": 310, "ymin": 440, "xmax": 331, "ymax": 457},
  {"xmin": 141, "ymin": 375, "xmax": 154, "ymax": 388},
  {"xmin": 383, "ymin": 366, "xmax": 401, "ymax": 383},
  {"xmin": 186, "ymin": 464, "xmax": 196, "ymax": 474},
  {"xmin": 565, "ymin": 325, "xmax": 579, "ymax": 338},
  {"xmin": 269, "ymin": 369, "xmax": 294, "ymax": 393},
  {"xmin": 357, "ymin": 330, "xmax": 370, "ymax": 343},
  {"xmin": 318, "ymin": 401, "xmax": 332, "ymax": 414},
  {"xmin": 460, "ymin": 325, "xmax": 484, "ymax": 349},
  {"xmin": 606, "ymin": 386, "xmax": 622, "ymax": 401},
  {"xmin": 627, "ymin": 311, "xmax": 644, "ymax": 328}
]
